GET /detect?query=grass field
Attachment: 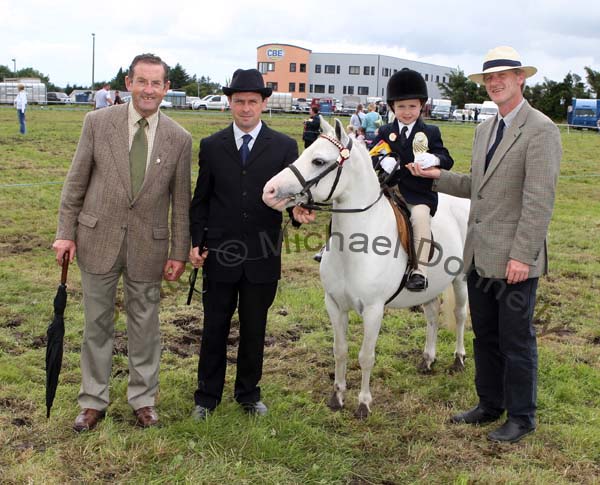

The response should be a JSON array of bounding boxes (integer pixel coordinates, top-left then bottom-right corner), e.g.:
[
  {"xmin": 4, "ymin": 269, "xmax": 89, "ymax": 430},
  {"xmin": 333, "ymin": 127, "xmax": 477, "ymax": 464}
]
[{"xmin": 1, "ymin": 106, "xmax": 599, "ymax": 484}]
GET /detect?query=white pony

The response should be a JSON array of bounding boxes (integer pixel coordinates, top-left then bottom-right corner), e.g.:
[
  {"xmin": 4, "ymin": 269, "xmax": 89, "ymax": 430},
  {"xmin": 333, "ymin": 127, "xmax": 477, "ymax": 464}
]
[{"xmin": 263, "ymin": 118, "xmax": 470, "ymax": 418}]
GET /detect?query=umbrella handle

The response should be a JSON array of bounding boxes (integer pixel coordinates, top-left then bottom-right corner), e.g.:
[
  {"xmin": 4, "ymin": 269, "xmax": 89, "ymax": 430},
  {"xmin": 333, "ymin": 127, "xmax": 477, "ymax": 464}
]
[{"xmin": 61, "ymin": 253, "xmax": 69, "ymax": 285}]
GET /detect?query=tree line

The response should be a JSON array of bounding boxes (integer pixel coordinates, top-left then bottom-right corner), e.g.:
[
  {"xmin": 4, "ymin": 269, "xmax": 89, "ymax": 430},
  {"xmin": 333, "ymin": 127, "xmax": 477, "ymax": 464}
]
[{"xmin": 438, "ymin": 67, "xmax": 600, "ymax": 121}]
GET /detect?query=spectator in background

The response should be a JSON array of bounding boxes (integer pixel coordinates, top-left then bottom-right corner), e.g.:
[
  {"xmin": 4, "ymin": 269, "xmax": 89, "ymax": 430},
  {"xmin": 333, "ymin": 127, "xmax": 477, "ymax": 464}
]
[
  {"xmin": 474, "ymin": 107, "xmax": 480, "ymax": 122},
  {"xmin": 361, "ymin": 103, "xmax": 383, "ymax": 143},
  {"xmin": 14, "ymin": 83, "xmax": 27, "ymax": 134},
  {"xmin": 302, "ymin": 106, "xmax": 322, "ymax": 148},
  {"xmin": 95, "ymin": 83, "xmax": 113, "ymax": 109},
  {"xmin": 113, "ymin": 90, "xmax": 124, "ymax": 105},
  {"xmin": 350, "ymin": 104, "xmax": 365, "ymax": 131}
]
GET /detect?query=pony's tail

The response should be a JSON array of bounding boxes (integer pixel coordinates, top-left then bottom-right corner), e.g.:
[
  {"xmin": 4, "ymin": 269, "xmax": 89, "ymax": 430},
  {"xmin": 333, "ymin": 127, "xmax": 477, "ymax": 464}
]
[{"xmin": 440, "ymin": 284, "xmax": 456, "ymax": 331}]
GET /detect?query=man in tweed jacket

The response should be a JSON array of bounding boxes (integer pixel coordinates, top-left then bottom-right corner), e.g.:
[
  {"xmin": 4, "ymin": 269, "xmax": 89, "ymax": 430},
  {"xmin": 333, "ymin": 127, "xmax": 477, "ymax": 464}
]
[
  {"xmin": 409, "ymin": 46, "xmax": 561, "ymax": 443},
  {"xmin": 53, "ymin": 54, "xmax": 192, "ymax": 431}
]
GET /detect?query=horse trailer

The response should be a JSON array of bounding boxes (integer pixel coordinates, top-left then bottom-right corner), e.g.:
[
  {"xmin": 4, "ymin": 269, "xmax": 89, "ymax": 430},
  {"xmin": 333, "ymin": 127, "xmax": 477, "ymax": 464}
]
[{"xmin": 0, "ymin": 78, "xmax": 47, "ymax": 105}]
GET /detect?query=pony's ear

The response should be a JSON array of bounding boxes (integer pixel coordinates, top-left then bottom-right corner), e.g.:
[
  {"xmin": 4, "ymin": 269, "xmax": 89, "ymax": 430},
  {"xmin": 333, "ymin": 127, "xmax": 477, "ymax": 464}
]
[
  {"xmin": 334, "ymin": 118, "xmax": 350, "ymax": 146},
  {"xmin": 320, "ymin": 116, "xmax": 334, "ymax": 136}
]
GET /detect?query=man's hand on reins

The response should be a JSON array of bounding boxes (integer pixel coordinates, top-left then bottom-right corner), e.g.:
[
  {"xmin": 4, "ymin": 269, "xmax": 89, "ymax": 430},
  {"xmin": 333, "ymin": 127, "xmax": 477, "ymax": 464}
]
[{"xmin": 293, "ymin": 205, "xmax": 316, "ymax": 224}]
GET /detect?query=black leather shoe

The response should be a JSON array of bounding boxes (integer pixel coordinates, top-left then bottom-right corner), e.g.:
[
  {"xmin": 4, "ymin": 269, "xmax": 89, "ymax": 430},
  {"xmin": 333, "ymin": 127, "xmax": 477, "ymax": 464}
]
[
  {"xmin": 449, "ymin": 405, "xmax": 502, "ymax": 425},
  {"xmin": 241, "ymin": 401, "xmax": 268, "ymax": 416},
  {"xmin": 191, "ymin": 405, "xmax": 212, "ymax": 420},
  {"xmin": 487, "ymin": 420, "xmax": 535, "ymax": 443},
  {"xmin": 406, "ymin": 273, "xmax": 428, "ymax": 292}
]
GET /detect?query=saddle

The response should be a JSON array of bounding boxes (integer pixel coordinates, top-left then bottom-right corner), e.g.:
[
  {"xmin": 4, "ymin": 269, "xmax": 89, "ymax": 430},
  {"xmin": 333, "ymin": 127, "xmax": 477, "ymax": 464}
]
[{"xmin": 383, "ymin": 186, "xmax": 435, "ymax": 271}]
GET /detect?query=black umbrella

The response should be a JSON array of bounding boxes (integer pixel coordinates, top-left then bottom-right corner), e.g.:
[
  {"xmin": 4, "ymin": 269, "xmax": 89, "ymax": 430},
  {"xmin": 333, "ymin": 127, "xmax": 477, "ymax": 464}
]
[{"xmin": 45, "ymin": 255, "xmax": 69, "ymax": 418}]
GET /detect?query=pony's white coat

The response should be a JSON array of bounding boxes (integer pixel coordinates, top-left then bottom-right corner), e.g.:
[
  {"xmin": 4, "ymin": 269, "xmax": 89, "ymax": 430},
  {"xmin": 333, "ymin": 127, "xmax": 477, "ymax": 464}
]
[{"xmin": 263, "ymin": 119, "xmax": 470, "ymax": 417}]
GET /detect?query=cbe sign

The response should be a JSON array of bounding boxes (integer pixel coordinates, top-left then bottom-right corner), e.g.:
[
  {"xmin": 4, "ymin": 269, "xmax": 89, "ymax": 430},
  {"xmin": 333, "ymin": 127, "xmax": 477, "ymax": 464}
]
[{"xmin": 267, "ymin": 48, "xmax": 285, "ymax": 60}]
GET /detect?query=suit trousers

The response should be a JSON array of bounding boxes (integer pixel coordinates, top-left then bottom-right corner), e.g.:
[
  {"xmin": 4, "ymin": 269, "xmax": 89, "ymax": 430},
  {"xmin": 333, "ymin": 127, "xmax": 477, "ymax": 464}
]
[
  {"xmin": 194, "ymin": 275, "xmax": 278, "ymax": 409},
  {"xmin": 467, "ymin": 270, "xmax": 539, "ymax": 427},
  {"xmin": 407, "ymin": 203, "xmax": 432, "ymax": 277},
  {"xmin": 78, "ymin": 237, "xmax": 162, "ymax": 411}
]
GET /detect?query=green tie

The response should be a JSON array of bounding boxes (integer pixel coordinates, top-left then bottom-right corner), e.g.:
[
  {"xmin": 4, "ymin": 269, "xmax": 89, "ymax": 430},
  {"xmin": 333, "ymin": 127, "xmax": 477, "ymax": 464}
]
[{"xmin": 130, "ymin": 118, "xmax": 148, "ymax": 196}]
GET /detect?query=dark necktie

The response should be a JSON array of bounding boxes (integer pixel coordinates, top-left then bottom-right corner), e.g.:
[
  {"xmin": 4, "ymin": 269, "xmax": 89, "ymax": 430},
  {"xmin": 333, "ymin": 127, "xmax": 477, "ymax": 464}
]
[
  {"xmin": 399, "ymin": 126, "xmax": 408, "ymax": 148},
  {"xmin": 485, "ymin": 119, "xmax": 505, "ymax": 172},
  {"xmin": 130, "ymin": 118, "xmax": 148, "ymax": 196},
  {"xmin": 240, "ymin": 134, "xmax": 252, "ymax": 165}
]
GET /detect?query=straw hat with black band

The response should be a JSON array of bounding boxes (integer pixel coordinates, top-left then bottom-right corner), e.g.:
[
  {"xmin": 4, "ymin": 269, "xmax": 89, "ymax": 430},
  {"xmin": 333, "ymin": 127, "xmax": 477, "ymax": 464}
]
[{"xmin": 468, "ymin": 46, "xmax": 537, "ymax": 85}]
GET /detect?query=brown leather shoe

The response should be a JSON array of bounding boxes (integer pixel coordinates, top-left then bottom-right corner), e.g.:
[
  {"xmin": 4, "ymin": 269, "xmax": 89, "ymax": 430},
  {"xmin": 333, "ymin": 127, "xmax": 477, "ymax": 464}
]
[
  {"xmin": 134, "ymin": 406, "xmax": 159, "ymax": 428},
  {"xmin": 73, "ymin": 408, "xmax": 106, "ymax": 432}
]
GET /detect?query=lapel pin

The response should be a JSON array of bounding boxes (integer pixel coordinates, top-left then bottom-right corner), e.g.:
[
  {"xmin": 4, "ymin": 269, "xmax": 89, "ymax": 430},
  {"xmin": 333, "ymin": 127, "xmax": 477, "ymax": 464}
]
[
  {"xmin": 389, "ymin": 133, "xmax": 397, "ymax": 142},
  {"xmin": 156, "ymin": 158, "xmax": 161, "ymax": 164}
]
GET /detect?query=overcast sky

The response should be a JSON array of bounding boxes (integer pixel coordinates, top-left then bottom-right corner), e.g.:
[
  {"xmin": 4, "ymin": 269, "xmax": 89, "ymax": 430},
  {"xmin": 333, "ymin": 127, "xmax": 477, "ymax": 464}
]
[{"xmin": 2, "ymin": 0, "xmax": 599, "ymax": 90}]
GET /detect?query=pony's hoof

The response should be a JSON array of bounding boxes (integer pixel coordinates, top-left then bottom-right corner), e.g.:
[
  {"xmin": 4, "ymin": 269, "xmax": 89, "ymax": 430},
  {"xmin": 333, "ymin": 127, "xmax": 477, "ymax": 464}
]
[
  {"xmin": 448, "ymin": 355, "xmax": 465, "ymax": 374},
  {"xmin": 327, "ymin": 392, "xmax": 343, "ymax": 411},
  {"xmin": 417, "ymin": 358, "xmax": 434, "ymax": 374},
  {"xmin": 354, "ymin": 403, "xmax": 370, "ymax": 419}
]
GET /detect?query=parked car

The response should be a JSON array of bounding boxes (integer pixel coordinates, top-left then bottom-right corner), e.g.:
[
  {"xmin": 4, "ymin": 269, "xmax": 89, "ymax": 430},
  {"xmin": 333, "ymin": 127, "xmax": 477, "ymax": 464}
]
[
  {"xmin": 194, "ymin": 94, "xmax": 229, "ymax": 110},
  {"xmin": 47, "ymin": 92, "xmax": 71, "ymax": 104},
  {"xmin": 430, "ymin": 105, "xmax": 451, "ymax": 121},
  {"xmin": 160, "ymin": 99, "xmax": 173, "ymax": 108},
  {"xmin": 191, "ymin": 95, "xmax": 213, "ymax": 110},
  {"xmin": 452, "ymin": 108, "xmax": 468, "ymax": 121}
]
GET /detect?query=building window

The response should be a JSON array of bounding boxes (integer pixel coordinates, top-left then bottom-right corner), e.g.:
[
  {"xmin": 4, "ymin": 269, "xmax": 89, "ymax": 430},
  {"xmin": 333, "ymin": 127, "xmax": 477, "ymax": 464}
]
[
  {"xmin": 349, "ymin": 66, "xmax": 360, "ymax": 75},
  {"xmin": 337, "ymin": 65, "xmax": 340, "ymax": 74},
  {"xmin": 266, "ymin": 82, "xmax": 278, "ymax": 90},
  {"xmin": 289, "ymin": 82, "xmax": 296, "ymax": 92},
  {"xmin": 347, "ymin": 86, "xmax": 354, "ymax": 95},
  {"xmin": 425, "ymin": 74, "xmax": 429, "ymax": 81},
  {"xmin": 358, "ymin": 86, "xmax": 369, "ymax": 95},
  {"xmin": 328, "ymin": 85, "xmax": 335, "ymax": 94},
  {"xmin": 382, "ymin": 67, "xmax": 390, "ymax": 77},
  {"xmin": 325, "ymin": 65, "xmax": 336, "ymax": 74},
  {"xmin": 314, "ymin": 84, "xmax": 325, "ymax": 93},
  {"xmin": 309, "ymin": 84, "xmax": 313, "ymax": 92},
  {"xmin": 315, "ymin": 65, "xmax": 321, "ymax": 73},
  {"xmin": 442, "ymin": 76, "xmax": 446, "ymax": 83},
  {"xmin": 290, "ymin": 63, "xmax": 296, "ymax": 72},
  {"xmin": 300, "ymin": 63, "xmax": 306, "ymax": 73},
  {"xmin": 258, "ymin": 62, "xmax": 275, "ymax": 74},
  {"xmin": 371, "ymin": 66, "xmax": 375, "ymax": 75},
  {"xmin": 343, "ymin": 86, "xmax": 347, "ymax": 95},
  {"xmin": 299, "ymin": 83, "xmax": 306, "ymax": 93},
  {"xmin": 436, "ymin": 75, "xmax": 439, "ymax": 82}
]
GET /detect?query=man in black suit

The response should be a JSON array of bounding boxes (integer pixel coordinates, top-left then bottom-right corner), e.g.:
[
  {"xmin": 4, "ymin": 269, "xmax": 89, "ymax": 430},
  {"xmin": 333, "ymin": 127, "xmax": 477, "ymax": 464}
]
[{"xmin": 189, "ymin": 68, "xmax": 304, "ymax": 418}]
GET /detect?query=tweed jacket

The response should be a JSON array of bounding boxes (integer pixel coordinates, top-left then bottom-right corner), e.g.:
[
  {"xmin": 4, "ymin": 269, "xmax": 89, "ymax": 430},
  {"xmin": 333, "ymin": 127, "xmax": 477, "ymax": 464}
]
[
  {"xmin": 374, "ymin": 118, "xmax": 454, "ymax": 215},
  {"xmin": 56, "ymin": 103, "xmax": 192, "ymax": 282},
  {"xmin": 189, "ymin": 122, "xmax": 298, "ymax": 283},
  {"xmin": 435, "ymin": 101, "xmax": 561, "ymax": 278}
]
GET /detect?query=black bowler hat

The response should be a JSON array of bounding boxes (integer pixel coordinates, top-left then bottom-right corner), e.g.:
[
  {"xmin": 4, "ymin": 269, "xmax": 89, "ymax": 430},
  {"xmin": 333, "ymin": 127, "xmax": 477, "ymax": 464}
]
[{"xmin": 222, "ymin": 68, "xmax": 272, "ymax": 97}]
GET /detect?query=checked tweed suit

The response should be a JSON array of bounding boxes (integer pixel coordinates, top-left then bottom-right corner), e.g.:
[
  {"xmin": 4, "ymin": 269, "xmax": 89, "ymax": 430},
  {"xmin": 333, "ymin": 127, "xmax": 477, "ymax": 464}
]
[
  {"xmin": 435, "ymin": 100, "xmax": 561, "ymax": 427},
  {"xmin": 56, "ymin": 103, "xmax": 192, "ymax": 411}
]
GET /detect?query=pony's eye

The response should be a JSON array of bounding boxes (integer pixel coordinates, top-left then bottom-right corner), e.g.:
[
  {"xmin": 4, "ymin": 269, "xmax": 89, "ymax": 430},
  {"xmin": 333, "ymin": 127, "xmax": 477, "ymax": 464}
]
[{"xmin": 312, "ymin": 158, "xmax": 327, "ymax": 167}]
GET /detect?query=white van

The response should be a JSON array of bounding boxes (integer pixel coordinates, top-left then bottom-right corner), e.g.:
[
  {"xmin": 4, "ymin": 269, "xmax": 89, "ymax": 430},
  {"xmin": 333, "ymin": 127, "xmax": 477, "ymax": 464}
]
[{"xmin": 478, "ymin": 101, "xmax": 498, "ymax": 122}]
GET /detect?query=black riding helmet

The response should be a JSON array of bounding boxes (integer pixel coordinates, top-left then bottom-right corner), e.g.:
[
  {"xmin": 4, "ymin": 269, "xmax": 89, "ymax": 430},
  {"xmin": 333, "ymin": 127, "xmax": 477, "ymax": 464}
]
[{"xmin": 386, "ymin": 68, "xmax": 428, "ymax": 109}]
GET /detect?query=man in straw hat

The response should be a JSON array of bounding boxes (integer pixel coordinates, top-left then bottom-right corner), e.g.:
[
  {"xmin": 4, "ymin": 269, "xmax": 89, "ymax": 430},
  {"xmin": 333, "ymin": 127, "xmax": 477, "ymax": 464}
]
[
  {"xmin": 189, "ymin": 68, "xmax": 308, "ymax": 419},
  {"xmin": 408, "ymin": 46, "xmax": 561, "ymax": 443}
]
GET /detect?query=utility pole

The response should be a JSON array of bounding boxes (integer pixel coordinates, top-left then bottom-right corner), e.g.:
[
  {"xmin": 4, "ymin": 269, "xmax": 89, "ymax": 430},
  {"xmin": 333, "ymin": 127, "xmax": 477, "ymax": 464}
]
[
  {"xmin": 91, "ymin": 33, "xmax": 95, "ymax": 89},
  {"xmin": 11, "ymin": 58, "xmax": 16, "ymax": 76}
]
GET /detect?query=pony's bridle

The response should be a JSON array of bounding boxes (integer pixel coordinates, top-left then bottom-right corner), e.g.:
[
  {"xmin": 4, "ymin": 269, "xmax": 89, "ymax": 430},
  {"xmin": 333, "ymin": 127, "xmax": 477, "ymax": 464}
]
[
  {"xmin": 287, "ymin": 134, "xmax": 352, "ymax": 210},
  {"xmin": 287, "ymin": 134, "xmax": 385, "ymax": 213}
]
